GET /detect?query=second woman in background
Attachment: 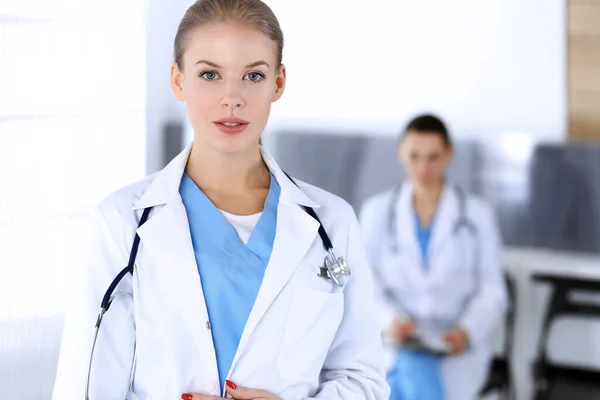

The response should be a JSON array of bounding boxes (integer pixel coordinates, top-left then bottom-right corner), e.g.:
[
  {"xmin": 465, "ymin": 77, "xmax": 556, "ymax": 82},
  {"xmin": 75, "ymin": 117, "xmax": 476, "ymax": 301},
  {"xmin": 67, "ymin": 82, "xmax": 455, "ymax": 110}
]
[{"xmin": 360, "ymin": 115, "xmax": 508, "ymax": 400}]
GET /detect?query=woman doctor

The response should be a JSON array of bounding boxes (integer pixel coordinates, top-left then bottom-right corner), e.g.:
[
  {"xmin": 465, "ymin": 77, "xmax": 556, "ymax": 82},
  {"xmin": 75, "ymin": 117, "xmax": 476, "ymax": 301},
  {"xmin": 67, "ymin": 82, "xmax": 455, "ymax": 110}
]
[
  {"xmin": 359, "ymin": 115, "xmax": 507, "ymax": 400},
  {"xmin": 51, "ymin": 1, "xmax": 389, "ymax": 399}
]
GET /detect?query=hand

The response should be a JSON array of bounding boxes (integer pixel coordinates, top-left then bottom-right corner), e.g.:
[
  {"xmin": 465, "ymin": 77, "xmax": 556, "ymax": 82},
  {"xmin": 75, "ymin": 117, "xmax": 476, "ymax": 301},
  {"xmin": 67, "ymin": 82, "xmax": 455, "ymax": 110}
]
[
  {"xmin": 182, "ymin": 380, "xmax": 278, "ymax": 400},
  {"xmin": 391, "ymin": 319, "xmax": 414, "ymax": 343},
  {"xmin": 225, "ymin": 380, "xmax": 278, "ymax": 400},
  {"xmin": 444, "ymin": 326, "xmax": 469, "ymax": 354}
]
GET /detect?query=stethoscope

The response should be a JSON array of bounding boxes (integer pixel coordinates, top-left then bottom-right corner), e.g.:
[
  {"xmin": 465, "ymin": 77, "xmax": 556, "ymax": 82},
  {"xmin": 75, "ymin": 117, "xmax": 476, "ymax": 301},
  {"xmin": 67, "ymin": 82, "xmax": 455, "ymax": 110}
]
[
  {"xmin": 386, "ymin": 183, "xmax": 478, "ymax": 254},
  {"xmin": 85, "ymin": 174, "xmax": 350, "ymax": 399}
]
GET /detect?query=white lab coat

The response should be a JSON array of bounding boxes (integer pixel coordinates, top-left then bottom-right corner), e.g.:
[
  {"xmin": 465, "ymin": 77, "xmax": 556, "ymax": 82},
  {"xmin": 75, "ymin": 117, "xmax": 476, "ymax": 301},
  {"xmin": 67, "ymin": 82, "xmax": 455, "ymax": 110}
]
[
  {"xmin": 359, "ymin": 182, "xmax": 507, "ymax": 400},
  {"xmin": 52, "ymin": 144, "xmax": 389, "ymax": 400}
]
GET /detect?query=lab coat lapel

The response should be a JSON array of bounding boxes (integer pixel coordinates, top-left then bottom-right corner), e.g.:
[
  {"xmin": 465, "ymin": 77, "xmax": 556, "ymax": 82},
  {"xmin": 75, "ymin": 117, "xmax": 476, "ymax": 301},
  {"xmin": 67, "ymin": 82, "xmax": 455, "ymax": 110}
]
[
  {"xmin": 136, "ymin": 200, "xmax": 215, "ymax": 363},
  {"xmin": 428, "ymin": 184, "xmax": 458, "ymax": 265},
  {"xmin": 132, "ymin": 143, "xmax": 217, "ymax": 373},
  {"xmin": 230, "ymin": 201, "xmax": 319, "ymax": 373}
]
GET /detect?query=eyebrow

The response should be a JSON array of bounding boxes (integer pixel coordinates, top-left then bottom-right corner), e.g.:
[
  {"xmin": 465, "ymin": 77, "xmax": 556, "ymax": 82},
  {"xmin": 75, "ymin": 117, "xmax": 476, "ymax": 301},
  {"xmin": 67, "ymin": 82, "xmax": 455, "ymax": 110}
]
[{"xmin": 195, "ymin": 60, "xmax": 270, "ymax": 68}]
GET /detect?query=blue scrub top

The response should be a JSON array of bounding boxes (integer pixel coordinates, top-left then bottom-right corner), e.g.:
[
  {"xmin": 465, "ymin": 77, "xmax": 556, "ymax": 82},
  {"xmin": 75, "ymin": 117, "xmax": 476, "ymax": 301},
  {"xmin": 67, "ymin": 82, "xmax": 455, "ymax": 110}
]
[
  {"xmin": 179, "ymin": 172, "xmax": 280, "ymax": 394},
  {"xmin": 414, "ymin": 210, "xmax": 434, "ymax": 268}
]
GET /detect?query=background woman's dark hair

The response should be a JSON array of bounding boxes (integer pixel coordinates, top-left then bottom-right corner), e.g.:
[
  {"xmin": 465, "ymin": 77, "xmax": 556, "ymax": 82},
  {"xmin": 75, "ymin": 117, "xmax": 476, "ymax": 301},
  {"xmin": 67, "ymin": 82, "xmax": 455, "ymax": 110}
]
[{"xmin": 402, "ymin": 114, "xmax": 452, "ymax": 148}]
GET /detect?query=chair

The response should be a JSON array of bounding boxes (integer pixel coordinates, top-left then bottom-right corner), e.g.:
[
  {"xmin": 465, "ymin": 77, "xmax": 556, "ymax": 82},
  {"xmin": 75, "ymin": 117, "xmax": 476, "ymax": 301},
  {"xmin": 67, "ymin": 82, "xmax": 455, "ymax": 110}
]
[{"xmin": 479, "ymin": 273, "xmax": 516, "ymax": 399}]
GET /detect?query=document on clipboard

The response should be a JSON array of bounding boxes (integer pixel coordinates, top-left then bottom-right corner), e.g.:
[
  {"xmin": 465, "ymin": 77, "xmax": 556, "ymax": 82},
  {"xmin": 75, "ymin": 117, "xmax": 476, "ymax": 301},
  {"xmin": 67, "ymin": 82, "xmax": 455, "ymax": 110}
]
[{"xmin": 382, "ymin": 331, "xmax": 452, "ymax": 356}]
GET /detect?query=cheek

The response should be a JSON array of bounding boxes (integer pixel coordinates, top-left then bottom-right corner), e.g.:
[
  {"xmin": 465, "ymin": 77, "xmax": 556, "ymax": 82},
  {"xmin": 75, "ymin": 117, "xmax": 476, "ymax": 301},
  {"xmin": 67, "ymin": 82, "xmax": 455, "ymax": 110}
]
[
  {"xmin": 432, "ymin": 160, "xmax": 445, "ymax": 171},
  {"xmin": 407, "ymin": 163, "xmax": 422, "ymax": 176},
  {"xmin": 185, "ymin": 85, "xmax": 216, "ymax": 117},
  {"xmin": 245, "ymin": 85, "xmax": 274, "ymax": 115},
  {"xmin": 251, "ymin": 81, "xmax": 275, "ymax": 100}
]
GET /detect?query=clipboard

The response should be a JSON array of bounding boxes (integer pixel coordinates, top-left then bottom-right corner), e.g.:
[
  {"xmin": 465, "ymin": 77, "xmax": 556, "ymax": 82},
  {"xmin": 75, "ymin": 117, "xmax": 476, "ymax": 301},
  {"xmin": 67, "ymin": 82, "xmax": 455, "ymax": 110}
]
[
  {"xmin": 382, "ymin": 332, "xmax": 452, "ymax": 356},
  {"xmin": 402, "ymin": 334, "xmax": 451, "ymax": 356}
]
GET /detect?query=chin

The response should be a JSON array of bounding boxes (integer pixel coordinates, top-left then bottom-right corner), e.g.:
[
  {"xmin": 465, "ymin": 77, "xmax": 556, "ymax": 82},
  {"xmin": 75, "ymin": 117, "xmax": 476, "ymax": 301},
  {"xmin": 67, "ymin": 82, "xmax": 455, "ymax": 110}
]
[{"xmin": 209, "ymin": 134, "xmax": 258, "ymax": 154}]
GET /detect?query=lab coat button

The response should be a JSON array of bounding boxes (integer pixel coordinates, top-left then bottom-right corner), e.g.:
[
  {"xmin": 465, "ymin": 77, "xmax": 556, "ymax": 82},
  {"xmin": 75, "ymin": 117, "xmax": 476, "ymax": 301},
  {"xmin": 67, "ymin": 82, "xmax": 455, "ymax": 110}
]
[{"xmin": 206, "ymin": 321, "xmax": 211, "ymax": 329}]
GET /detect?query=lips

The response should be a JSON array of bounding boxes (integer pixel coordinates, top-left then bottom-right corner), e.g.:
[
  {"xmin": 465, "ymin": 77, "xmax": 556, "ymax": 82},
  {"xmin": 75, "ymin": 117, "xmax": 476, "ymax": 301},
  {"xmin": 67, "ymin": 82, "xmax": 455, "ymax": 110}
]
[
  {"xmin": 214, "ymin": 117, "xmax": 249, "ymax": 125},
  {"xmin": 213, "ymin": 117, "xmax": 249, "ymax": 135}
]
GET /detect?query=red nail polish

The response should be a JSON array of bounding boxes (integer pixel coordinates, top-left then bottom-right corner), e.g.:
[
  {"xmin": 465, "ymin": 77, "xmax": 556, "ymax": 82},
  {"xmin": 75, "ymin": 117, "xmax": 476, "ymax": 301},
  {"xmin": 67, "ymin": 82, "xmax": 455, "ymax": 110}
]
[
  {"xmin": 226, "ymin": 380, "xmax": 237, "ymax": 390},
  {"xmin": 181, "ymin": 394, "xmax": 193, "ymax": 400}
]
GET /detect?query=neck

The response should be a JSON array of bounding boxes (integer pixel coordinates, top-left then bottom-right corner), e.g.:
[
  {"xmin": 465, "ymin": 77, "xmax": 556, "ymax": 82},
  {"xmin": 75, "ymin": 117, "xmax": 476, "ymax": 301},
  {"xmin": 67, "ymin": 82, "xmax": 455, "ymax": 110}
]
[
  {"xmin": 412, "ymin": 181, "xmax": 444, "ymax": 209},
  {"xmin": 185, "ymin": 141, "xmax": 270, "ymax": 194}
]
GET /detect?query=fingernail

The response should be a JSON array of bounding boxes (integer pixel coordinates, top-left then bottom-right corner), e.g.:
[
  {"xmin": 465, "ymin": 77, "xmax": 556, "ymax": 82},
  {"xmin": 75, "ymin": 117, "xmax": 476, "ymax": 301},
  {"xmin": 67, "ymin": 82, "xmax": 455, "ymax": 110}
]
[
  {"xmin": 181, "ymin": 394, "xmax": 193, "ymax": 400},
  {"xmin": 226, "ymin": 380, "xmax": 237, "ymax": 390}
]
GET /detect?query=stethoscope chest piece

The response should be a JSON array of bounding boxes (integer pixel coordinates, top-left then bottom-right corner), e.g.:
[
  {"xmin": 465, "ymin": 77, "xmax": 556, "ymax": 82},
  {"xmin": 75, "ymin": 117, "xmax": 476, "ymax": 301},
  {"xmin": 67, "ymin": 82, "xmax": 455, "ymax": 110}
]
[{"xmin": 318, "ymin": 249, "xmax": 351, "ymax": 287}]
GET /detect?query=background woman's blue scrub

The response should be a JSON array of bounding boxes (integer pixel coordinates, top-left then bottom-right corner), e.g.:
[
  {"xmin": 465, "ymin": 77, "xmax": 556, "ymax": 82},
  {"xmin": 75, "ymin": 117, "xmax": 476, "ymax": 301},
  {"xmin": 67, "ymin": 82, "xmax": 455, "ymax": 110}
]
[{"xmin": 386, "ymin": 208, "xmax": 445, "ymax": 400}]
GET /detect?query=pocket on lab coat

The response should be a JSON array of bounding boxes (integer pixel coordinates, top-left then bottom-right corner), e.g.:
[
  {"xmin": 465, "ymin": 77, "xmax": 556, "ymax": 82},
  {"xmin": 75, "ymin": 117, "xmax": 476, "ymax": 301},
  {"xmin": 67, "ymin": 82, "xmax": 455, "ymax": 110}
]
[
  {"xmin": 276, "ymin": 287, "xmax": 344, "ymax": 382},
  {"xmin": 125, "ymin": 390, "xmax": 141, "ymax": 400}
]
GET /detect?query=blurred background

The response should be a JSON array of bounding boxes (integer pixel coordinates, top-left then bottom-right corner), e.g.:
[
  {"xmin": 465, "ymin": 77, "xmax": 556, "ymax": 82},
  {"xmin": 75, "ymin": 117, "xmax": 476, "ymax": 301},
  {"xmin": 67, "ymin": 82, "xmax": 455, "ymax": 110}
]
[{"xmin": 1, "ymin": 0, "xmax": 599, "ymax": 398}]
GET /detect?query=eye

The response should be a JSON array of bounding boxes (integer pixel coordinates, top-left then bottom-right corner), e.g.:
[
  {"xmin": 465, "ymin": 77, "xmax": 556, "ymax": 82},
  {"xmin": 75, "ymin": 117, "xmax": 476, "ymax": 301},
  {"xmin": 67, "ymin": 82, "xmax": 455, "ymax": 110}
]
[
  {"xmin": 199, "ymin": 71, "xmax": 220, "ymax": 80},
  {"xmin": 244, "ymin": 71, "xmax": 265, "ymax": 82}
]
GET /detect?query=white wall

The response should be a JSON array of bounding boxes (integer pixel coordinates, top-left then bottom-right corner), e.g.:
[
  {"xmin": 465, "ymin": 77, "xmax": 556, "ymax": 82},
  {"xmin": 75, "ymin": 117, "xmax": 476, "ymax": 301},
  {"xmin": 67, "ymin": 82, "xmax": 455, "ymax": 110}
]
[{"xmin": 265, "ymin": 0, "xmax": 566, "ymax": 142}]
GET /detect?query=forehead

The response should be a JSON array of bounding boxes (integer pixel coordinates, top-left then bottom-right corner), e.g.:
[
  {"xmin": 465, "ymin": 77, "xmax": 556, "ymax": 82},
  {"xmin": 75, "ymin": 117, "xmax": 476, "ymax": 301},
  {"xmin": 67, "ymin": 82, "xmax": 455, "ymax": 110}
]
[
  {"xmin": 403, "ymin": 131, "xmax": 447, "ymax": 152},
  {"xmin": 183, "ymin": 22, "xmax": 278, "ymax": 67}
]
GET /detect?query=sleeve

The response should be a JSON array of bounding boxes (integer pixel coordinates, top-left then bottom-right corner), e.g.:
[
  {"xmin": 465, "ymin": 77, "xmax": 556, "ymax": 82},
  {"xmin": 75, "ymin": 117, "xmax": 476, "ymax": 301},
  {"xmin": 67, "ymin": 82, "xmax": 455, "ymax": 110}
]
[
  {"xmin": 305, "ymin": 209, "xmax": 390, "ymax": 400},
  {"xmin": 358, "ymin": 196, "xmax": 410, "ymax": 332},
  {"xmin": 52, "ymin": 206, "xmax": 136, "ymax": 399},
  {"xmin": 458, "ymin": 203, "xmax": 509, "ymax": 347}
]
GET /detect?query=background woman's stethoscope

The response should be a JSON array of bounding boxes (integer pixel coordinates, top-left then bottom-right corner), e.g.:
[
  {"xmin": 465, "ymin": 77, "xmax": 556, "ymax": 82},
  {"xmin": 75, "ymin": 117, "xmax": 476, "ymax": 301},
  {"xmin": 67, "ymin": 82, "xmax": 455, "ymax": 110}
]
[
  {"xmin": 376, "ymin": 183, "xmax": 481, "ymax": 314},
  {"xmin": 85, "ymin": 174, "xmax": 350, "ymax": 399},
  {"xmin": 386, "ymin": 183, "xmax": 478, "ymax": 254}
]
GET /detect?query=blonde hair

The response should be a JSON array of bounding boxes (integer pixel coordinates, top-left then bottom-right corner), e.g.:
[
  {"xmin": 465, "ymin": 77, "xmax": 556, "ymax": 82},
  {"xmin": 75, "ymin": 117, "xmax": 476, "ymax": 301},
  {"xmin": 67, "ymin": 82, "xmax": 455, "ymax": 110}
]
[{"xmin": 174, "ymin": 0, "xmax": 284, "ymax": 72}]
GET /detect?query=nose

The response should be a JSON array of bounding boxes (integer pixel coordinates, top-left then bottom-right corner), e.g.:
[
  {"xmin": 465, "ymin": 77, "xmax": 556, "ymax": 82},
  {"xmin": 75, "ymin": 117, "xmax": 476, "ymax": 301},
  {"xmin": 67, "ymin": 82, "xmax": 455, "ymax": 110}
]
[
  {"xmin": 221, "ymin": 96, "xmax": 244, "ymax": 109},
  {"xmin": 221, "ymin": 82, "xmax": 245, "ymax": 110},
  {"xmin": 414, "ymin": 159, "xmax": 430, "ymax": 175}
]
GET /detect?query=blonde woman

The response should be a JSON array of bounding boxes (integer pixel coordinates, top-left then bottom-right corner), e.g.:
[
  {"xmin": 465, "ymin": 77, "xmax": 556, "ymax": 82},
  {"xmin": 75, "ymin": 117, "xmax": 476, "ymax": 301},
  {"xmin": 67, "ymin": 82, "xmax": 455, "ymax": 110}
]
[{"xmin": 52, "ymin": 1, "xmax": 389, "ymax": 399}]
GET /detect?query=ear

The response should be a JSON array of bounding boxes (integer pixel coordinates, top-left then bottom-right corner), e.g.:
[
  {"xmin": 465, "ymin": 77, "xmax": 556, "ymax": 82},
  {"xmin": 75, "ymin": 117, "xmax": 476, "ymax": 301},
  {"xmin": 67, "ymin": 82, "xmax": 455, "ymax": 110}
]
[
  {"xmin": 272, "ymin": 64, "xmax": 286, "ymax": 102},
  {"xmin": 170, "ymin": 62, "xmax": 186, "ymax": 101}
]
